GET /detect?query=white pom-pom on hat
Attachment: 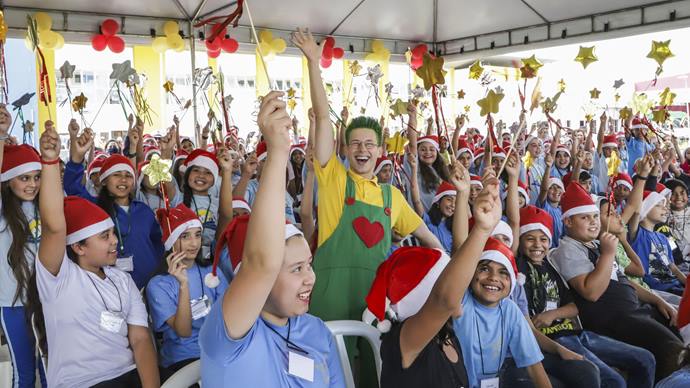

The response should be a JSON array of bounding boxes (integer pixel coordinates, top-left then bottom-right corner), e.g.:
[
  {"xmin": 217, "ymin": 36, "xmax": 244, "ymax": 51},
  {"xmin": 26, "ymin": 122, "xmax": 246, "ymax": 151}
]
[{"xmin": 204, "ymin": 272, "xmax": 220, "ymax": 288}]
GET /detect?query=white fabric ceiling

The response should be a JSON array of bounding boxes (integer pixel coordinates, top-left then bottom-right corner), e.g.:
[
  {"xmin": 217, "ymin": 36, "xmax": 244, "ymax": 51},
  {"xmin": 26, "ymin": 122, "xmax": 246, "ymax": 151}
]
[{"xmin": 7, "ymin": 0, "xmax": 685, "ymax": 43}]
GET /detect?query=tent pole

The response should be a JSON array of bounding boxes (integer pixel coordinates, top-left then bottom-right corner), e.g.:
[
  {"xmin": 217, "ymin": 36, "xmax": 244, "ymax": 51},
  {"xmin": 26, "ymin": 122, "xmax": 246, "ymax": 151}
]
[{"xmin": 189, "ymin": 21, "xmax": 199, "ymax": 144}]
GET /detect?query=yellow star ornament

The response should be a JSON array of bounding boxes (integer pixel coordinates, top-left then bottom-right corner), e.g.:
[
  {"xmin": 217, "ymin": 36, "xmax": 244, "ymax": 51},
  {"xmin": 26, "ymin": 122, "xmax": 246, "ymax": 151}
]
[
  {"xmin": 463, "ymin": 105, "xmax": 471, "ymax": 113},
  {"xmin": 574, "ymin": 46, "xmax": 598, "ymax": 69},
  {"xmin": 142, "ymin": 154, "xmax": 172, "ymax": 186},
  {"xmin": 349, "ymin": 60, "xmax": 362, "ymax": 76},
  {"xmin": 163, "ymin": 80, "xmax": 174, "ymax": 93},
  {"xmin": 519, "ymin": 55, "xmax": 543, "ymax": 79},
  {"xmin": 287, "ymin": 87, "xmax": 296, "ymax": 99},
  {"xmin": 652, "ymin": 109, "xmax": 669, "ymax": 124},
  {"xmin": 457, "ymin": 89, "xmax": 466, "ymax": 99},
  {"xmin": 71, "ymin": 93, "xmax": 88, "ymax": 112},
  {"xmin": 632, "ymin": 93, "xmax": 653, "ymax": 115},
  {"xmin": 390, "ymin": 99, "xmax": 408, "ymax": 117},
  {"xmin": 557, "ymin": 79, "xmax": 566, "ymax": 93},
  {"xmin": 477, "ymin": 89, "xmax": 504, "ymax": 117},
  {"xmin": 659, "ymin": 87, "xmax": 676, "ymax": 106},
  {"xmin": 415, "ymin": 53, "xmax": 447, "ymax": 90},
  {"xmin": 647, "ymin": 40, "xmax": 674, "ymax": 72},
  {"xmin": 385, "ymin": 132, "xmax": 408, "ymax": 156},
  {"xmin": 468, "ymin": 60, "xmax": 484, "ymax": 80},
  {"xmin": 589, "ymin": 88, "xmax": 601, "ymax": 99},
  {"xmin": 619, "ymin": 106, "xmax": 632, "ymax": 120}
]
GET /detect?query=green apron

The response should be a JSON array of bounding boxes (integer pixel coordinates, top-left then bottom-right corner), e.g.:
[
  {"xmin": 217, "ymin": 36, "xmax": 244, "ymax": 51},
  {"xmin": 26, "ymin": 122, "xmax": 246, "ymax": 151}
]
[{"xmin": 310, "ymin": 173, "xmax": 392, "ymax": 321}]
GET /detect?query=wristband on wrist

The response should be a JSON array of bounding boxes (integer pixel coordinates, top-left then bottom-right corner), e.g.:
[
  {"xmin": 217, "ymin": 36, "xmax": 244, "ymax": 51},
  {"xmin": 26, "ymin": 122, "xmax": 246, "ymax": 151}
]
[
  {"xmin": 637, "ymin": 175, "xmax": 648, "ymax": 180},
  {"xmin": 0, "ymin": 135, "xmax": 8, "ymax": 141},
  {"xmin": 40, "ymin": 157, "xmax": 60, "ymax": 165}
]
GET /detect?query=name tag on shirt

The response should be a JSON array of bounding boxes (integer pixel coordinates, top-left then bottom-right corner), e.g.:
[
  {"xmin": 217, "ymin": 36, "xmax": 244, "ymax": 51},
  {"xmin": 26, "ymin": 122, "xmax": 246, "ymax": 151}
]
[
  {"xmin": 100, "ymin": 311, "xmax": 127, "ymax": 336},
  {"xmin": 546, "ymin": 300, "xmax": 558, "ymax": 311},
  {"xmin": 669, "ymin": 238, "xmax": 678, "ymax": 252},
  {"xmin": 115, "ymin": 256, "xmax": 134, "ymax": 272},
  {"xmin": 191, "ymin": 295, "xmax": 211, "ymax": 320},
  {"xmin": 288, "ymin": 351, "xmax": 314, "ymax": 382},
  {"xmin": 610, "ymin": 261, "xmax": 619, "ymax": 282},
  {"xmin": 480, "ymin": 377, "xmax": 499, "ymax": 388}
]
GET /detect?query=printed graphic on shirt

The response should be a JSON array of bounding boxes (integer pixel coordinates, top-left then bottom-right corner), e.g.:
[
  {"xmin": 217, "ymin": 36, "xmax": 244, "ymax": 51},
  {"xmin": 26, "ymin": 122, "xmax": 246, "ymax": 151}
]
[
  {"xmin": 648, "ymin": 240, "xmax": 676, "ymax": 283},
  {"xmin": 195, "ymin": 208, "xmax": 217, "ymax": 229},
  {"xmin": 28, "ymin": 217, "xmax": 41, "ymax": 244}
]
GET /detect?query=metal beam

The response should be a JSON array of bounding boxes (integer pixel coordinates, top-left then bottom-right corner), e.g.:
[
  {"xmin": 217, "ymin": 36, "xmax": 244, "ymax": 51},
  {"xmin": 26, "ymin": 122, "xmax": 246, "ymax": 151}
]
[
  {"xmin": 170, "ymin": 0, "xmax": 192, "ymax": 20},
  {"xmin": 192, "ymin": 0, "xmax": 209, "ymax": 21},
  {"xmin": 5, "ymin": 4, "xmax": 186, "ymax": 22},
  {"xmin": 519, "ymin": 0, "xmax": 549, "ymax": 23},
  {"xmin": 197, "ymin": 1, "xmax": 238, "ymax": 21},
  {"xmin": 329, "ymin": 0, "xmax": 366, "ymax": 36}
]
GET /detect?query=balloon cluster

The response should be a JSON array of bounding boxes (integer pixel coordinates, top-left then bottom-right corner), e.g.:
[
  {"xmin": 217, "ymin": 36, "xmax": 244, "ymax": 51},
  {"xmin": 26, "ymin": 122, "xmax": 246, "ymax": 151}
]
[
  {"xmin": 257, "ymin": 30, "xmax": 286, "ymax": 60},
  {"xmin": 365, "ymin": 40, "xmax": 390, "ymax": 64},
  {"xmin": 31, "ymin": 12, "xmax": 65, "ymax": 50},
  {"xmin": 408, "ymin": 44, "xmax": 428, "ymax": 70},
  {"xmin": 152, "ymin": 21, "xmax": 186, "ymax": 53},
  {"xmin": 205, "ymin": 24, "xmax": 239, "ymax": 58},
  {"xmin": 320, "ymin": 36, "xmax": 344, "ymax": 68},
  {"xmin": 91, "ymin": 19, "xmax": 125, "ymax": 53}
]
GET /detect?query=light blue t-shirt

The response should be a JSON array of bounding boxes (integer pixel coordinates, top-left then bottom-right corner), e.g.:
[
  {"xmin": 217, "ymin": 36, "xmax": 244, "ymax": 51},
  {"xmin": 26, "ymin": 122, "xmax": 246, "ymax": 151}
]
[
  {"xmin": 423, "ymin": 213, "xmax": 453, "ymax": 254},
  {"xmin": 537, "ymin": 199, "xmax": 563, "ymax": 248},
  {"xmin": 626, "ymin": 136, "xmax": 654, "ymax": 176},
  {"xmin": 453, "ymin": 293, "xmax": 543, "ymax": 388},
  {"xmin": 245, "ymin": 179, "xmax": 296, "ymax": 223},
  {"xmin": 146, "ymin": 264, "xmax": 228, "ymax": 367},
  {"xmin": 199, "ymin": 302, "xmax": 346, "ymax": 388}
]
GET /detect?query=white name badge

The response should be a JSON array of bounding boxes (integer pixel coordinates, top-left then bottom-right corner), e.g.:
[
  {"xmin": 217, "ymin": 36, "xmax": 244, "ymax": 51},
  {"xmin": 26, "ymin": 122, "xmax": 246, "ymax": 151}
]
[
  {"xmin": 480, "ymin": 377, "xmax": 499, "ymax": 388},
  {"xmin": 610, "ymin": 261, "xmax": 619, "ymax": 281},
  {"xmin": 288, "ymin": 351, "xmax": 314, "ymax": 382},
  {"xmin": 115, "ymin": 256, "xmax": 134, "ymax": 272},
  {"xmin": 100, "ymin": 311, "xmax": 127, "ymax": 336},
  {"xmin": 191, "ymin": 295, "xmax": 211, "ymax": 320},
  {"xmin": 546, "ymin": 300, "xmax": 558, "ymax": 311}
]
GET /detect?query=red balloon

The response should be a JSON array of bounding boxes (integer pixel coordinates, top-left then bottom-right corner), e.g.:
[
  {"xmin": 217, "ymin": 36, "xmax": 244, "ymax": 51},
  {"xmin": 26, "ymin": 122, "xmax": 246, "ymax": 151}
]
[
  {"xmin": 205, "ymin": 37, "xmax": 221, "ymax": 51},
  {"xmin": 332, "ymin": 47, "xmax": 344, "ymax": 59},
  {"xmin": 208, "ymin": 48, "xmax": 221, "ymax": 58},
  {"xmin": 411, "ymin": 43, "xmax": 428, "ymax": 58},
  {"xmin": 322, "ymin": 45, "xmax": 333, "ymax": 60},
  {"xmin": 210, "ymin": 24, "xmax": 227, "ymax": 39},
  {"xmin": 91, "ymin": 34, "xmax": 107, "ymax": 51},
  {"xmin": 323, "ymin": 36, "xmax": 336, "ymax": 48},
  {"xmin": 410, "ymin": 56, "xmax": 423, "ymax": 70},
  {"xmin": 101, "ymin": 19, "xmax": 120, "ymax": 37},
  {"xmin": 320, "ymin": 57, "xmax": 332, "ymax": 68},
  {"xmin": 221, "ymin": 38, "xmax": 239, "ymax": 53},
  {"xmin": 107, "ymin": 36, "xmax": 125, "ymax": 53}
]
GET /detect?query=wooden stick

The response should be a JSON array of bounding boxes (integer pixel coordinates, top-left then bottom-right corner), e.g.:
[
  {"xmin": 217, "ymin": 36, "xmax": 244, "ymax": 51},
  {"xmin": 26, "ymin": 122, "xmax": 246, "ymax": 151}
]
[
  {"xmin": 244, "ymin": 0, "xmax": 272, "ymax": 90},
  {"xmin": 497, "ymin": 116, "xmax": 525, "ymax": 177}
]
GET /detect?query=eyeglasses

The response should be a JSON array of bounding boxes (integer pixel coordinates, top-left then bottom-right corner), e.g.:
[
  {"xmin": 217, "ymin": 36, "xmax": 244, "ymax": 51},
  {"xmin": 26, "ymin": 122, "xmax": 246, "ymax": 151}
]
[{"xmin": 348, "ymin": 141, "xmax": 378, "ymax": 150}]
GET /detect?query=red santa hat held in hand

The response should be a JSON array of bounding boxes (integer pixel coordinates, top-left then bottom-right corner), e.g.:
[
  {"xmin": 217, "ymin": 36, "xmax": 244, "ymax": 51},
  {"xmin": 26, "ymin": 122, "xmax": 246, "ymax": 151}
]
[
  {"xmin": 64, "ymin": 196, "xmax": 115, "ymax": 245},
  {"xmin": 362, "ymin": 247, "xmax": 450, "ymax": 332},
  {"xmin": 157, "ymin": 204, "xmax": 203, "ymax": 251},
  {"xmin": 1, "ymin": 144, "xmax": 41, "ymax": 182}
]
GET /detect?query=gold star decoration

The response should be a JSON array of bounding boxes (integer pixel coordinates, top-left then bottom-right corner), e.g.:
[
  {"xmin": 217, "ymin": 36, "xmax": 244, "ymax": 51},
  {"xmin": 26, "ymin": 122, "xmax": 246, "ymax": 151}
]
[
  {"xmin": 71, "ymin": 93, "xmax": 87, "ymax": 112},
  {"xmin": 557, "ymin": 79, "xmax": 566, "ymax": 93},
  {"xmin": 652, "ymin": 109, "xmax": 669, "ymax": 124},
  {"xmin": 614, "ymin": 93, "xmax": 621, "ymax": 103},
  {"xmin": 647, "ymin": 40, "xmax": 674, "ymax": 73},
  {"xmin": 589, "ymin": 88, "xmax": 601, "ymax": 99},
  {"xmin": 287, "ymin": 99, "xmax": 297, "ymax": 111},
  {"xmin": 385, "ymin": 132, "xmax": 409, "ymax": 156},
  {"xmin": 468, "ymin": 60, "xmax": 484, "ymax": 80},
  {"xmin": 519, "ymin": 55, "xmax": 543, "ymax": 79},
  {"xmin": 415, "ymin": 53, "xmax": 447, "ymax": 90},
  {"xmin": 619, "ymin": 106, "xmax": 632, "ymax": 120},
  {"xmin": 389, "ymin": 99, "xmax": 408, "ymax": 117},
  {"xmin": 477, "ymin": 89, "xmax": 504, "ymax": 116},
  {"xmin": 142, "ymin": 154, "xmax": 172, "ymax": 186},
  {"xmin": 585, "ymin": 113, "xmax": 594, "ymax": 122},
  {"xmin": 457, "ymin": 89, "xmax": 466, "ymax": 99},
  {"xmin": 574, "ymin": 46, "xmax": 598, "ymax": 69},
  {"xmin": 163, "ymin": 80, "xmax": 174, "ymax": 93},
  {"xmin": 287, "ymin": 87, "xmax": 296, "ymax": 99},
  {"xmin": 464, "ymin": 105, "xmax": 471, "ymax": 113},
  {"xmin": 632, "ymin": 93, "xmax": 653, "ymax": 115},
  {"xmin": 349, "ymin": 60, "xmax": 362, "ymax": 76},
  {"xmin": 659, "ymin": 87, "xmax": 676, "ymax": 107},
  {"xmin": 541, "ymin": 92, "xmax": 562, "ymax": 115}
]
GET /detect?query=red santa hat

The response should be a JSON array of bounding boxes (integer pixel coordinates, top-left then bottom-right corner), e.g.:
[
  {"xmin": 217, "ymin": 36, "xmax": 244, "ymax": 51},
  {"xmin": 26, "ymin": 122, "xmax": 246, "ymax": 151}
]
[
  {"xmin": 142, "ymin": 134, "xmax": 157, "ymax": 146},
  {"xmin": 184, "ymin": 149, "xmax": 219, "ymax": 182},
  {"xmin": 548, "ymin": 177, "xmax": 565, "ymax": 192},
  {"xmin": 143, "ymin": 145, "xmax": 160, "ymax": 160},
  {"xmin": 374, "ymin": 156, "xmax": 393, "ymax": 176},
  {"xmin": 457, "ymin": 138, "xmax": 474, "ymax": 159},
  {"xmin": 561, "ymin": 182, "xmax": 599, "ymax": 219},
  {"xmin": 174, "ymin": 149, "xmax": 189, "ymax": 174},
  {"xmin": 519, "ymin": 206, "xmax": 554, "ymax": 242},
  {"xmin": 656, "ymin": 183, "xmax": 671, "ymax": 198},
  {"xmin": 470, "ymin": 174, "xmax": 483, "ymax": 189},
  {"xmin": 256, "ymin": 141, "xmax": 268, "ymax": 162},
  {"xmin": 491, "ymin": 146, "xmax": 506, "ymax": 159},
  {"xmin": 362, "ymin": 247, "xmax": 450, "ymax": 332},
  {"xmin": 99, "ymin": 154, "xmax": 135, "ymax": 183},
  {"xmin": 473, "ymin": 147, "xmax": 485, "ymax": 161},
  {"xmin": 206, "ymin": 215, "xmax": 303, "ymax": 287},
  {"xmin": 677, "ymin": 274, "xmax": 690, "ymax": 345},
  {"xmin": 157, "ymin": 204, "xmax": 203, "ymax": 250},
  {"xmin": 290, "ymin": 143, "xmax": 306, "ymax": 157},
  {"xmin": 612, "ymin": 173, "xmax": 633, "ymax": 191},
  {"xmin": 523, "ymin": 136, "xmax": 542, "ymax": 152},
  {"xmin": 232, "ymin": 197, "xmax": 251, "ymax": 213},
  {"xmin": 417, "ymin": 135, "xmax": 440, "ymax": 151},
  {"xmin": 480, "ymin": 237, "xmax": 521, "ymax": 293},
  {"xmin": 468, "ymin": 218, "xmax": 514, "ymax": 248},
  {"xmin": 640, "ymin": 190, "xmax": 666, "ymax": 220},
  {"xmin": 64, "ymin": 196, "xmax": 114, "ymax": 245},
  {"xmin": 555, "ymin": 145, "xmax": 570, "ymax": 157},
  {"xmin": 518, "ymin": 180, "xmax": 529, "ymax": 203},
  {"xmin": 433, "ymin": 181, "xmax": 457, "ymax": 204},
  {"xmin": 616, "ymin": 131, "xmax": 626, "ymax": 140},
  {"xmin": 631, "ymin": 117, "xmax": 646, "ymax": 130},
  {"xmin": 87, "ymin": 157, "xmax": 106, "ymax": 178},
  {"xmin": 602, "ymin": 134, "xmax": 618, "ymax": 149},
  {"xmin": 1, "ymin": 144, "xmax": 41, "ymax": 182},
  {"xmin": 180, "ymin": 136, "xmax": 194, "ymax": 145}
]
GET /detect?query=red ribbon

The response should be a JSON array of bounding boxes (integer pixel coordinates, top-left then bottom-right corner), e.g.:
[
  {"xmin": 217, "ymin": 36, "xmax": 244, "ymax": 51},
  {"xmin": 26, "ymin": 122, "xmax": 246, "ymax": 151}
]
[
  {"xmin": 36, "ymin": 47, "xmax": 51, "ymax": 105},
  {"xmin": 194, "ymin": 0, "xmax": 245, "ymax": 42}
]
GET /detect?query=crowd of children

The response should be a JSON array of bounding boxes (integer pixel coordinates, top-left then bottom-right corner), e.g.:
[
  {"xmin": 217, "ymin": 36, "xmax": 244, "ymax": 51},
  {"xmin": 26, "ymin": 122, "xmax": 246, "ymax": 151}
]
[{"xmin": 2, "ymin": 26, "xmax": 690, "ymax": 388}]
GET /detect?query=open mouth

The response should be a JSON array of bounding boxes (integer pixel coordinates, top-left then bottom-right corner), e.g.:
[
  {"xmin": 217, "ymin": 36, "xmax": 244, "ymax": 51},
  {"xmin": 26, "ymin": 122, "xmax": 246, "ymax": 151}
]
[
  {"xmin": 298, "ymin": 290, "xmax": 312, "ymax": 303},
  {"xmin": 193, "ymin": 179, "xmax": 208, "ymax": 187},
  {"xmin": 529, "ymin": 249, "xmax": 544, "ymax": 257},
  {"xmin": 481, "ymin": 284, "xmax": 502, "ymax": 292},
  {"xmin": 354, "ymin": 156, "xmax": 370, "ymax": 167},
  {"xmin": 116, "ymin": 184, "xmax": 129, "ymax": 192}
]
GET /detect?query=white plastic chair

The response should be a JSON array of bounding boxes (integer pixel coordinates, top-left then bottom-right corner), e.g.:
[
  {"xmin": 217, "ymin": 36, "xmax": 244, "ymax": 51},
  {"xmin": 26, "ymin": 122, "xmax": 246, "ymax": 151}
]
[
  {"xmin": 326, "ymin": 320, "xmax": 382, "ymax": 388},
  {"xmin": 161, "ymin": 359, "xmax": 201, "ymax": 388}
]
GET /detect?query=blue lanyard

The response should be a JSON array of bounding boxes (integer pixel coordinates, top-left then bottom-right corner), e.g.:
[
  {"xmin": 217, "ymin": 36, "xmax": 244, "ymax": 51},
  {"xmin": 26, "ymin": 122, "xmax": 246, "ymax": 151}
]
[
  {"xmin": 475, "ymin": 303, "xmax": 504, "ymax": 376},
  {"xmin": 112, "ymin": 206, "xmax": 132, "ymax": 254},
  {"xmin": 191, "ymin": 195, "xmax": 213, "ymax": 224}
]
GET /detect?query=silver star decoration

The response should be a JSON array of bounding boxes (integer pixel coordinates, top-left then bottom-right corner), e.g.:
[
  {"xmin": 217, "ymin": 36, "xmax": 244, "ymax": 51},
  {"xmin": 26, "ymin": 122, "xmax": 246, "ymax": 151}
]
[
  {"xmin": 109, "ymin": 60, "xmax": 137, "ymax": 83},
  {"xmin": 419, "ymin": 101, "xmax": 429, "ymax": 112},
  {"xmin": 384, "ymin": 82, "xmax": 394, "ymax": 96},
  {"xmin": 410, "ymin": 85, "xmax": 425, "ymax": 99},
  {"xmin": 224, "ymin": 94, "xmax": 234, "ymax": 106},
  {"xmin": 194, "ymin": 67, "xmax": 216, "ymax": 91},
  {"xmin": 59, "ymin": 61, "xmax": 76, "ymax": 80},
  {"xmin": 494, "ymin": 86, "xmax": 504, "ymax": 95},
  {"xmin": 12, "ymin": 93, "xmax": 35, "ymax": 110},
  {"xmin": 613, "ymin": 79, "xmax": 625, "ymax": 89},
  {"xmin": 438, "ymin": 84, "xmax": 448, "ymax": 98},
  {"xmin": 367, "ymin": 65, "xmax": 383, "ymax": 85}
]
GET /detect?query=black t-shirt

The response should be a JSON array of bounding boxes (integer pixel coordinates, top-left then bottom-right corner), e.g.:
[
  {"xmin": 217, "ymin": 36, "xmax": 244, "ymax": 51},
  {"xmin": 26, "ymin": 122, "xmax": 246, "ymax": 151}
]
[
  {"xmin": 380, "ymin": 320, "xmax": 469, "ymax": 388},
  {"xmin": 518, "ymin": 256, "xmax": 582, "ymax": 339}
]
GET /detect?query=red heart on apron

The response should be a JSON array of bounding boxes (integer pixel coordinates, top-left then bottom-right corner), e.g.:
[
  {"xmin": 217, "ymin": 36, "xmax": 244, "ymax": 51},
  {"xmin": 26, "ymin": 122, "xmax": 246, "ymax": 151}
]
[{"xmin": 352, "ymin": 216, "xmax": 384, "ymax": 248}]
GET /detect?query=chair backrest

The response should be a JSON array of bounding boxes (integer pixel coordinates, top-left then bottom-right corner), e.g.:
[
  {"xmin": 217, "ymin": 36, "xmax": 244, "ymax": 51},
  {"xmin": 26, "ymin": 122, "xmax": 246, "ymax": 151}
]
[
  {"xmin": 326, "ymin": 320, "xmax": 382, "ymax": 388},
  {"xmin": 161, "ymin": 359, "xmax": 201, "ymax": 388}
]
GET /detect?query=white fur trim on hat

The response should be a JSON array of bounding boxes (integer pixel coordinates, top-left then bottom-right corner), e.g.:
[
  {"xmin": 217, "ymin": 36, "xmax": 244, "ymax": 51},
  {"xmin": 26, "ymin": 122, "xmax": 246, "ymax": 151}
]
[
  {"xmin": 232, "ymin": 199, "xmax": 251, "ymax": 212},
  {"xmin": 164, "ymin": 219, "xmax": 203, "ymax": 250},
  {"xmin": 518, "ymin": 187, "xmax": 529, "ymax": 202},
  {"xmin": 99, "ymin": 163, "xmax": 135, "ymax": 183},
  {"xmin": 480, "ymin": 249, "xmax": 517, "ymax": 293},
  {"xmin": 457, "ymin": 148, "xmax": 474, "ymax": 162},
  {"xmin": 417, "ymin": 137, "xmax": 440, "ymax": 151},
  {"xmin": 66, "ymin": 218, "xmax": 115, "ymax": 245},
  {"xmin": 390, "ymin": 251, "xmax": 450, "ymax": 321},
  {"xmin": 491, "ymin": 220, "xmax": 513, "ymax": 248},
  {"xmin": 631, "ymin": 123, "xmax": 646, "ymax": 129},
  {"xmin": 492, "ymin": 152, "xmax": 506, "ymax": 159},
  {"xmin": 640, "ymin": 192, "xmax": 666, "ymax": 220},
  {"xmin": 561, "ymin": 204, "xmax": 599, "ymax": 220},
  {"xmin": 1, "ymin": 162, "xmax": 42, "ymax": 182},
  {"xmin": 433, "ymin": 189, "xmax": 456, "ymax": 204},
  {"xmin": 188, "ymin": 155, "xmax": 219, "ymax": 182},
  {"xmin": 614, "ymin": 180, "xmax": 633, "ymax": 191},
  {"xmin": 285, "ymin": 224, "xmax": 303, "ymax": 240},
  {"xmin": 519, "ymin": 223, "xmax": 552, "ymax": 242},
  {"xmin": 603, "ymin": 142, "xmax": 618, "ymax": 149},
  {"xmin": 548, "ymin": 178, "xmax": 564, "ymax": 191},
  {"xmin": 374, "ymin": 159, "xmax": 393, "ymax": 176},
  {"xmin": 555, "ymin": 147, "xmax": 571, "ymax": 157}
]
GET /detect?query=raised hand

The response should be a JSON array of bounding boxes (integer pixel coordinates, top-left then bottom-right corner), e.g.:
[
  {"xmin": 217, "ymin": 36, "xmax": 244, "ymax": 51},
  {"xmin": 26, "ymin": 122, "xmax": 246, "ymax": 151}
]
[
  {"xmin": 599, "ymin": 232, "xmax": 619, "ymax": 258},
  {"xmin": 340, "ymin": 106, "xmax": 348, "ymax": 122},
  {"xmin": 127, "ymin": 124, "xmax": 140, "ymax": 154},
  {"xmin": 166, "ymin": 251, "xmax": 188, "ymax": 285},
  {"xmin": 291, "ymin": 28, "xmax": 320, "ymax": 62},
  {"xmin": 455, "ymin": 114, "xmax": 465, "ymax": 129},
  {"xmin": 158, "ymin": 127, "xmax": 175, "ymax": 157},
  {"xmin": 242, "ymin": 154, "xmax": 259, "ymax": 177},
  {"xmin": 40, "ymin": 121, "xmax": 60, "ymax": 161},
  {"xmin": 257, "ymin": 91, "xmax": 291, "ymax": 156},
  {"xmin": 67, "ymin": 118, "xmax": 80, "ymax": 139},
  {"xmin": 0, "ymin": 104, "xmax": 11, "ymax": 135},
  {"xmin": 217, "ymin": 147, "xmax": 236, "ymax": 172},
  {"xmin": 305, "ymin": 144, "xmax": 315, "ymax": 172},
  {"xmin": 472, "ymin": 171, "xmax": 502, "ymax": 232},
  {"xmin": 544, "ymin": 152, "xmax": 554, "ymax": 168},
  {"xmin": 449, "ymin": 159, "xmax": 470, "ymax": 195},
  {"xmin": 70, "ymin": 126, "xmax": 93, "ymax": 163},
  {"xmin": 173, "ymin": 115, "xmax": 180, "ymax": 129},
  {"xmin": 406, "ymin": 148, "xmax": 418, "ymax": 172},
  {"xmin": 504, "ymin": 152, "xmax": 520, "ymax": 178}
]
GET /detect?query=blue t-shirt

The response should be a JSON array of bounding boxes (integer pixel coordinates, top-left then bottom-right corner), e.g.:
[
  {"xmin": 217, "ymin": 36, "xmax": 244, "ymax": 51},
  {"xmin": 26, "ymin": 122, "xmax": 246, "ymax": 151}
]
[
  {"xmin": 631, "ymin": 226, "xmax": 684, "ymax": 293},
  {"xmin": 536, "ymin": 199, "xmax": 563, "ymax": 248},
  {"xmin": 199, "ymin": 302, "xmax": 346, "ymax": 388},
  {"xmin": 626, "ymin": 137, "xmax": 654, "ymax": 176},
  {"xmin": 146, "ymin": 264, "xmax": 228, "ymax": 367},
  {"xmin": 453, "ymin": 293, "xmax": 543, "ymax": 388},
  {"xmin": 245, "ymin": 179, "xmax": 296, "ymax": 223},
  {"xmin": 423, "ymin": 213, "xmax": 453, "ymax": 254}
]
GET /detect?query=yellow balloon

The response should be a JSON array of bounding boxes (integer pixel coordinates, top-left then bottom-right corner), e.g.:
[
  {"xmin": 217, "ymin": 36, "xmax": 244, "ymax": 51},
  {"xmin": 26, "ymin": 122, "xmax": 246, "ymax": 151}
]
[
  {"xmin": 38, "ymin": 30, "xmax": 58, "ymax": 50},
  {"xmin": 271, "ymin": 38, "xmax": 286, "ymax": 53},
  {"xmin": 54, "ymin": 33, "xmax": 64, "ymax": 49},
  {"xmin": 152, "ymin": 36, "xmax": 168, "ymax": 53},
  {"xmin": 34, "ymin": 12, "xmax": 52, "ymax": 31},
  {"xmin": 371, "ymin": 39, "xmax": 385, "ymax": 52},
  {"xmin": 258, "ymin": 41, "xmax": 272, "ymax": 56},
  {"xmin": 258, "ymin": 30, "xmax": 273, "ymax": 43},
  {"xmin": 174, "ymin": 41, "xmax": 185, "ymax": 52},
  {"xmin": 163, "ymin": 21, "xmax": 179, "ymax": 37},
  {"xmin": 167, "ymin": 34, "xmax": 184, "ymax": 51}
]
